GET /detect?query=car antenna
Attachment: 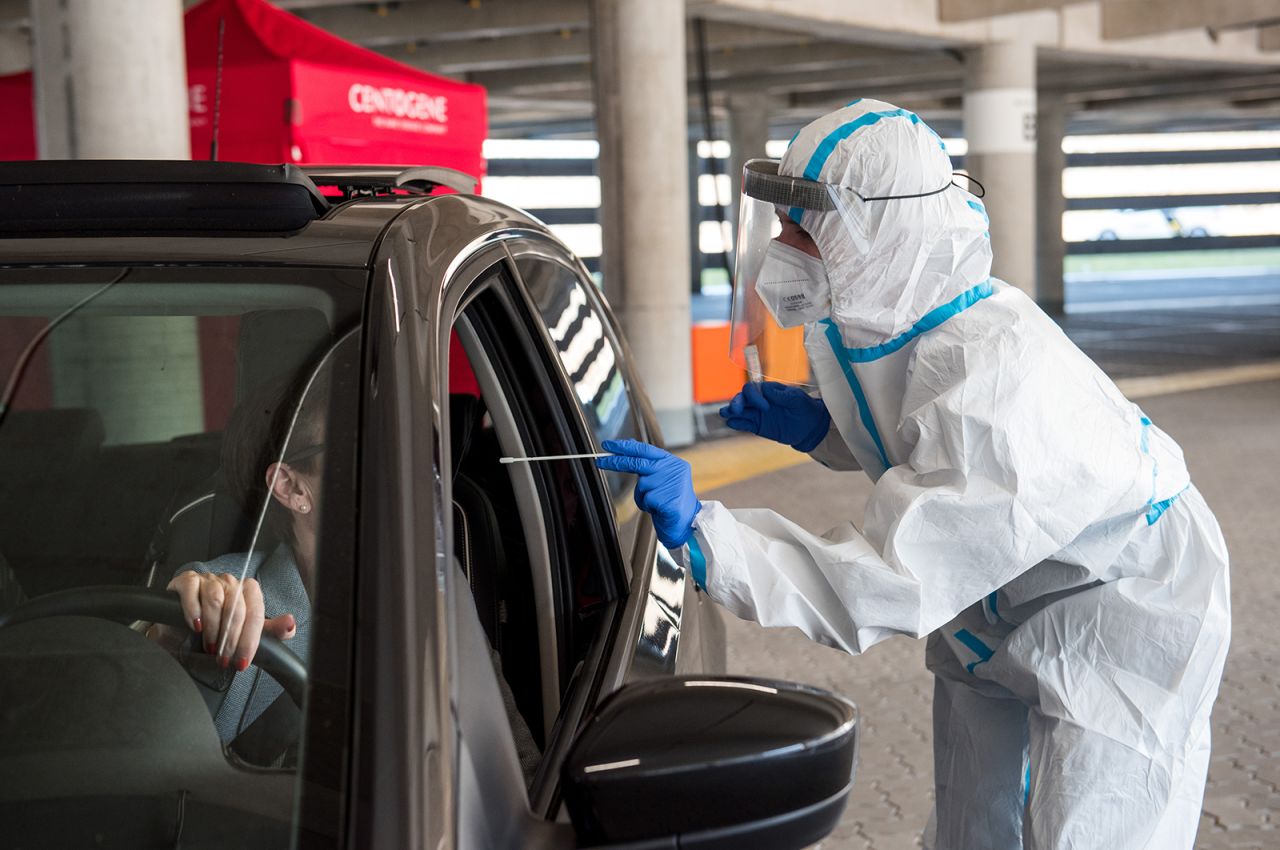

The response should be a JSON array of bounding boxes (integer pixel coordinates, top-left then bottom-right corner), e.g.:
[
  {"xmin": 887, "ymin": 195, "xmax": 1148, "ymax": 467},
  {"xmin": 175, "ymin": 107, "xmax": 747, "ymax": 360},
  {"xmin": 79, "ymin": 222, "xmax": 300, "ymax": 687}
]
[{"xmin": 209, "ymin": 17, "xmax": 225, "ymax": 161}]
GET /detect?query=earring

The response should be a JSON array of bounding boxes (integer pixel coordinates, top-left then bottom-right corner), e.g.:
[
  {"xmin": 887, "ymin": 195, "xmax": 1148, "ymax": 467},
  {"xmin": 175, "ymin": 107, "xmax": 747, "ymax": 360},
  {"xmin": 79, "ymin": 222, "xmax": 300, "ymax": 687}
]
[{"xmin": 298, "ymin": 501, "xmax": 311, "ymax": 513}]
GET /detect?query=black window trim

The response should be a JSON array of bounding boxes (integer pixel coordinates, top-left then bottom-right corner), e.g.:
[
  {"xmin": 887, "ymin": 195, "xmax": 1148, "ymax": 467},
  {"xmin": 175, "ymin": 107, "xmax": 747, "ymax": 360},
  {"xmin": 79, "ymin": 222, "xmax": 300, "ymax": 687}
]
[{"xmin": 438, "ymin": 244, "xmax": 630, "ymax": 817}]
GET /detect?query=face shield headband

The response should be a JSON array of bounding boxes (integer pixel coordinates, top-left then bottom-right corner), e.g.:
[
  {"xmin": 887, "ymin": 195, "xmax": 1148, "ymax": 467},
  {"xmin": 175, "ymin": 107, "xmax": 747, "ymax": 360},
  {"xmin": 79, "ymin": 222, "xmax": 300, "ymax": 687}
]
[{"xmin": 741, "ymin": 158, "xmax": 978, "ymax": 221}]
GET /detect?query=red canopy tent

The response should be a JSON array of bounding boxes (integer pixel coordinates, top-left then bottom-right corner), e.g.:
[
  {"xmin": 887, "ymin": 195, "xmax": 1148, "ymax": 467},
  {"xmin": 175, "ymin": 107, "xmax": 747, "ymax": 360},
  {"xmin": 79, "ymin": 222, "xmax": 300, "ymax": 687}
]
[
  {"xmin": 0, "ymin": 0, "xmax": 487, "ymax": 180},
  {"xmin": 0, "ymin": 72, "xmax": 36, "ymax": 161}
]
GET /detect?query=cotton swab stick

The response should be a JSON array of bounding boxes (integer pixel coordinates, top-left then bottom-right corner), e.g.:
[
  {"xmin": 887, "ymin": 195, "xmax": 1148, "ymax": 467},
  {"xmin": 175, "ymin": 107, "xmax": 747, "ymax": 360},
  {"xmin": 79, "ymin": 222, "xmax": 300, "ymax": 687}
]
[{"xmin": 500, "ymin": 452, "xmax": 612, "ymax": 464}]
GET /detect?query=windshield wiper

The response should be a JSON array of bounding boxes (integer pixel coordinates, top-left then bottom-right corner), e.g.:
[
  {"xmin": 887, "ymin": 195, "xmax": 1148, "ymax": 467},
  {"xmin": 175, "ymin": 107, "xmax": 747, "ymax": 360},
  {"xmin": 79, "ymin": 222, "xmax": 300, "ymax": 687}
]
[{"xmin": 0, "ymin": 268, "xmax": 129, "ymax": 430}]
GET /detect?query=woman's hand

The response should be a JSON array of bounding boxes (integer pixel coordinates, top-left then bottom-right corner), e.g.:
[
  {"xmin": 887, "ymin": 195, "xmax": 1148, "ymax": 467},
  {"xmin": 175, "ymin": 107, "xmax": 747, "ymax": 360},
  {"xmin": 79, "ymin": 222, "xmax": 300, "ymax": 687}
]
[{"xmin": 166, "ymin": 570, "xmax": 297, "ymax": 671}]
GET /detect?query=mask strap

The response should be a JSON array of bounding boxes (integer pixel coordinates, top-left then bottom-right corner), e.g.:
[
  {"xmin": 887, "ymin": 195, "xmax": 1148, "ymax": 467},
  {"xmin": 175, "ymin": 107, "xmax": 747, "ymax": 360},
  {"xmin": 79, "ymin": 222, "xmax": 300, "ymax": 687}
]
[{"xmin": 951, "ymin": 171, "xmax": 986, "ymax": 198}]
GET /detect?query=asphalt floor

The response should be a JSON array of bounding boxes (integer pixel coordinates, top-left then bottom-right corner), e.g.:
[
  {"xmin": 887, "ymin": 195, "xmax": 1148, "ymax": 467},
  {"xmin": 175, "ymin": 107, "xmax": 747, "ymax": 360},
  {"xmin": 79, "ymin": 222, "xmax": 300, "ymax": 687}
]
[{"xmin": 684, "ymin": 303, "xmax": 1280, "ymax": 849}]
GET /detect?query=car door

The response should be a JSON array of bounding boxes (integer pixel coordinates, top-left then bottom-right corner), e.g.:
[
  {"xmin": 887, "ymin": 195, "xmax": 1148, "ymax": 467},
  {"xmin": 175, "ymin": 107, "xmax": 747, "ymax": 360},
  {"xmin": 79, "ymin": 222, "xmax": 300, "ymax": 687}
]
[{"xmin": 355, "ymin": 199, "xmax": 722, "ymax": 849}]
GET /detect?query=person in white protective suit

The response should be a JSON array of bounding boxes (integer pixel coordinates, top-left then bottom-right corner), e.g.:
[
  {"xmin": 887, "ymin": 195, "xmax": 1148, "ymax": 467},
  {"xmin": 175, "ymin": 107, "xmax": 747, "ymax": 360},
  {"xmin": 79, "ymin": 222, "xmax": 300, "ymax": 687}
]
[{"xmin": 597, "ymin": 99, "xmax": 1231, "ymax": 849}]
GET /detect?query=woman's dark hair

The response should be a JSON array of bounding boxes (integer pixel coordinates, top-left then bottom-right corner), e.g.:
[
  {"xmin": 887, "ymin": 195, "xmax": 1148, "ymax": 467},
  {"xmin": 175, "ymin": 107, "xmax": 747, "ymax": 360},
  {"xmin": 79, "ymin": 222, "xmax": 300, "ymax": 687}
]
[{"xmin": 221, "ymin": 365, "xmax": 331, "ymax": 548}]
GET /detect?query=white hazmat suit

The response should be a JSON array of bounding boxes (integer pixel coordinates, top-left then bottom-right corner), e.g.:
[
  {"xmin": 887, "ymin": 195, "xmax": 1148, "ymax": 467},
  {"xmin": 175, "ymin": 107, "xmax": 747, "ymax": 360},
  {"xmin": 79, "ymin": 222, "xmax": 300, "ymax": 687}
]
[{"xmin": 687, "ymin": 100, "xmax": 1231, "ymax": 849}]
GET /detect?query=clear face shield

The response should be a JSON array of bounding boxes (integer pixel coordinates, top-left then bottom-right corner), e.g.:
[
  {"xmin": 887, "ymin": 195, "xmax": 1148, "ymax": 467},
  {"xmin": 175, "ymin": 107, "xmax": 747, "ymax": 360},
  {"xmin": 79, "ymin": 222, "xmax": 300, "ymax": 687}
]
[
  {"xmin": 730, "ymin": 159, "xmax": 838, "ymax": 388},
  {"xmin": 730, "ymin": 159, "xmax": 962, "ymax": 386}
]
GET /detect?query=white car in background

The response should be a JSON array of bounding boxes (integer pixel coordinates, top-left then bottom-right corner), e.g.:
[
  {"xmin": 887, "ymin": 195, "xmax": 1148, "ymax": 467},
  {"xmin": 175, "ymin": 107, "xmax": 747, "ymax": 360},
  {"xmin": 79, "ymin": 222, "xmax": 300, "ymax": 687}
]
[{"xmin": 1064, "ymin": 207, "xmax": 1219, "ymax": 242}]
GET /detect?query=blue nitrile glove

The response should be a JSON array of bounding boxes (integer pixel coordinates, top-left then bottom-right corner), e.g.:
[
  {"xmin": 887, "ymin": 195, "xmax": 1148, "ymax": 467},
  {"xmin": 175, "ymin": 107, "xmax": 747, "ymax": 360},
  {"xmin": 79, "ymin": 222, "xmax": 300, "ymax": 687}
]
[
  {"xmin": 596, "ymin": 439, "xmax": 701, "ymax": 549},
  {"xmin": 719, "ymin": 381, "xmax": 830, "ymax": 452}
]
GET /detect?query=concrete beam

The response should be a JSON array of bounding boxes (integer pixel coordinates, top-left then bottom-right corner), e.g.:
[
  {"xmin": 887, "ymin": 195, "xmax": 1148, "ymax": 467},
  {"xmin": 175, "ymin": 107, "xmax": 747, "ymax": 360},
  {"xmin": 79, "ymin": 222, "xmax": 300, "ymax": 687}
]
[
  {"xmin": 469, "ymin": 47, "xmax": 953, "ymax": 96},
  {"xmin": 1101, "ymin": 0, "xmax": 1280, "ymax": 40},
  {"xmin": 938, "ymin": 0, "xmax": 1074, "ymax": 23},
  {"xmin": 296, "ymin": 0, "xmax": 589, "ymax": 47},
  {"xmin": 1069, "ymin": 70, "xmax": 1280, "ymax": 106},
  {"xmin": 275, "ymin": 0, "xmax": 420, "ymax": 7},
  {"xmin": 382, "ymin": 28, "xmax": 593, "ymax": 74},
  {"xmin": 786, "ymin": 74, "xmax": 964, "ymax": 106},
  {"xmin": 692, "ymin": 0, "xmax": 1280, "ymax": 66},
  {"xmin": 1261, "ymin": 24, "xmax": 1280, "ymax": 50},
  {"xmin": 377, "ymin": 21, "xmax": 814, "ymax": 75}
]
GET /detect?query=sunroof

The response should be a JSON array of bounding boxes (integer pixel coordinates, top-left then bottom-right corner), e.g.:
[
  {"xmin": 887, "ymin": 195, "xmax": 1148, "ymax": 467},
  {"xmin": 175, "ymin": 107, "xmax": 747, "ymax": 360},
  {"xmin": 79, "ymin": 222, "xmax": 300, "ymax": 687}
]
[{"xmin": 0, "ymin": 161, "xmax": 330, "ymax": 237}]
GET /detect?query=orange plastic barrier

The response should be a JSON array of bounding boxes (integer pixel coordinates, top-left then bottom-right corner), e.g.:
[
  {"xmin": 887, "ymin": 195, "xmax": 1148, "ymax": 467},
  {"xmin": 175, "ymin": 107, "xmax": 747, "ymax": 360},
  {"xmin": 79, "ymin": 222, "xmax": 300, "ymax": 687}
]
[
  {"xmin": 691, "ymin": 321, "xmax": 812, "ymax": 404},
  {"xmin": 691, "ymin": 323, "xmax": 745, "ymax": 404},
  {"xmin": 758, "ymin": 322, "xmax": 810, "ymax": 386}
]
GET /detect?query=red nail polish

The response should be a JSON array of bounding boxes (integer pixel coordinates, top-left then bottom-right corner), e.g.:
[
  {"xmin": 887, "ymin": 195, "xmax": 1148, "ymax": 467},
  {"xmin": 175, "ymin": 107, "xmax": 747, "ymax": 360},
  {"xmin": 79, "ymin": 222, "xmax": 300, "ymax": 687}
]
[
  {"xmin": 205, "ymin": 641, "xmax": 216, "ymax": 655},
  {"xmin": 193, "ymin": 617, "xmax": 203, "ymax": 634},
  {"xmin": 236, "ymin": 657, "xmax": 249, "ymax": 672},
  {"xmin": 218, "ymin": 655, "xmax": 230, "ymax": 669}
]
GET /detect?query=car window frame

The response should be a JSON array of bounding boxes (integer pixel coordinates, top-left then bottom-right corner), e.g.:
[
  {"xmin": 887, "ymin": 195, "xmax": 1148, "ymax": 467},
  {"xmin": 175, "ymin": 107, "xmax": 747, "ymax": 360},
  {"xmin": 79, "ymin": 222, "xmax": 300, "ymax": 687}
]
[{"xmin": 438, "ymin": 242, "xmax": 631, "ymax": 817}]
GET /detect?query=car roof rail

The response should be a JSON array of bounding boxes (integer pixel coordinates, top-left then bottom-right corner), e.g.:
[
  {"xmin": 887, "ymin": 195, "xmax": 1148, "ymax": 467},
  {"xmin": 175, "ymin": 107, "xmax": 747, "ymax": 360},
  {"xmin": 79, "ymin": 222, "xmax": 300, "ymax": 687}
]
[
  {"xmin": 302, "ymin": 166, "xmax": 478, "ymax": 200},
  {"xmin": 0, "ymin": 160, "xmax": 330, "ymax": 237}
]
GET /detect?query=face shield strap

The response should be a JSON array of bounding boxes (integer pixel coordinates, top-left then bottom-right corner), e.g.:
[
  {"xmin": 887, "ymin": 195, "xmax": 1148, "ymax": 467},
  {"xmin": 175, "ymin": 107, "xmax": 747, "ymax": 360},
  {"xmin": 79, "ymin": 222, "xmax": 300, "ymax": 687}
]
[
  {"xmin": 745, "ymin": 161, "xmax": 987, "ymax": 225},
  {"xmin": 856, "ymin": 182, "xmax": 951, "ymax": 202}
]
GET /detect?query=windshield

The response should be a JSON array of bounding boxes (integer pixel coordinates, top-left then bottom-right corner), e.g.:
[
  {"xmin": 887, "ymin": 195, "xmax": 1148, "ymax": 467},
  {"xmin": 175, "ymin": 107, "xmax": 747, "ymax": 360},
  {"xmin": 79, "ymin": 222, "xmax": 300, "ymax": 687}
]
[{"xmin": 0, "ymin": 265, "xmax": 364, "ymax": 847}]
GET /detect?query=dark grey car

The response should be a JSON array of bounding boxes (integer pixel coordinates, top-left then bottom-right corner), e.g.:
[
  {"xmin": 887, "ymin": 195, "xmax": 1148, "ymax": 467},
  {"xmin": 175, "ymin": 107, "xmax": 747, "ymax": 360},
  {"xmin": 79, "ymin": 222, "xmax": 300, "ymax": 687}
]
[{"xmin": 0, "ymin": 161, "xmax": 857, "ymax": 850}]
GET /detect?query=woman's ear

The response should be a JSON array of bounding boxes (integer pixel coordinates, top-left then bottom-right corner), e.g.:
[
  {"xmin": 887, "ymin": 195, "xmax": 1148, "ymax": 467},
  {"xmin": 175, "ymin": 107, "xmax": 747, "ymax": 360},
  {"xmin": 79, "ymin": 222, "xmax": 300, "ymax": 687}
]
[{"xmin": 265, "ymin": 462, "xmax": 312, "ymax": 515}]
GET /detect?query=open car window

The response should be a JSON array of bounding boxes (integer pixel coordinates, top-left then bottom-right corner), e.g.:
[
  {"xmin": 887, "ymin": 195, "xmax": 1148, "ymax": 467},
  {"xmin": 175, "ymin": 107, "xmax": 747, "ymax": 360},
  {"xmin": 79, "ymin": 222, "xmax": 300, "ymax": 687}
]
[
  {"xmin": 446, "ymin": 259, "xmax": 626, "ymax": 803},
  {"xmin": 514, "ymin": 256, "xmax": 646, "ymax": 562},
  {"xmin": 0, "ymin": 266, "xmax": 363, "ymax": 848}
]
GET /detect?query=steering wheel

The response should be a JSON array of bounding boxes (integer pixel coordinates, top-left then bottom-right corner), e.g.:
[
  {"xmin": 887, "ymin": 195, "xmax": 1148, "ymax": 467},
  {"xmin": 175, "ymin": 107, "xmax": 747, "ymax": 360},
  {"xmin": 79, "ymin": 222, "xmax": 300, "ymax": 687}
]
[{"xmin": 0, "ymin": 585, "xmax": 306, "ymax": 705}]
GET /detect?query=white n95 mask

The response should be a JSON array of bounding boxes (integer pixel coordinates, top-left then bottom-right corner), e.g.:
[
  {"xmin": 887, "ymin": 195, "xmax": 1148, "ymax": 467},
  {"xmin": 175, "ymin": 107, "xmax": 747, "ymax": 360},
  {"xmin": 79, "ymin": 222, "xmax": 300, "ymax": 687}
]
[{"xmin": 754, "ymin": 240, "xmax": 832, "ymax": 328}]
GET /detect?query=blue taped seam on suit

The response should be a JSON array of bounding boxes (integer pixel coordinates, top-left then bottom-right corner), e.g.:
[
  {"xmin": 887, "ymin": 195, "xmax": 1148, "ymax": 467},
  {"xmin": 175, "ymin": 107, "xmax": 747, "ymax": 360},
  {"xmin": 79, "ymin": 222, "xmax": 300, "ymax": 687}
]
[
  {"xmin": 687, "ymin": 535, "xmax": 708, "ymax": 589},
  {"xmin": 966, "ymin": 199, "xmax": 989, "ymax": 223},
  {"xmin": 1023, "ymin": 762, "xmax": 1031, "ymax": 806},
  {"xmin": 788, "ymin": 107, "xmax": 941, "ymax": 224},
  {"xmin": 987, "ymin": 591, "xmax": 1002, "ymax": 623},
  {"xmin": 1147, "ymin": 487, "xmax": 1188, "ymax": 526},
  {"xmin": 802, "ymin": 109, "xmax": 945, "ymax": 185},
  {"xmin": 1143, "ymin": 418, "xmax": 1158, "ymax": 504},
  {"xmin": 954, "ymin": 628, "xmax": 994, "ymax": 674},
  {"xmin": 830, "ymin": 280, "xmax": 994, "ymax": 364},
  {"xmin": 1136, "ymin": 415, "xmax": 1186, "ymax": 525},
  {"xmin": 821, "ymin": 281, "xmax": 993, "ymax": 472},
  {"xmin": 823, "ymin": 321, "xmax": 892, "ymax": 471}
]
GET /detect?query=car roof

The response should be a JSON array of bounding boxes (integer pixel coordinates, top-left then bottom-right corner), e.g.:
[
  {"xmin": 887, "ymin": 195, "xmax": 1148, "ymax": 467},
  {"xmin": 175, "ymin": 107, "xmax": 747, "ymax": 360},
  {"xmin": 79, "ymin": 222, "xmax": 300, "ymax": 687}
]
[{"xmin": 0, "ymin": 161, "xmax": 548, "ymax": 270}]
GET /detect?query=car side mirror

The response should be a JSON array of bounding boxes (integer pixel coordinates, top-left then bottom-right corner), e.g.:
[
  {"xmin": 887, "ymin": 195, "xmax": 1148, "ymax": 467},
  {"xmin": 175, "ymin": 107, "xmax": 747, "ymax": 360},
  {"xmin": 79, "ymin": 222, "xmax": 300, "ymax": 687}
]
[{"xmin": 562, "ymin": 676, "xmax": 858, "ymax": 849}]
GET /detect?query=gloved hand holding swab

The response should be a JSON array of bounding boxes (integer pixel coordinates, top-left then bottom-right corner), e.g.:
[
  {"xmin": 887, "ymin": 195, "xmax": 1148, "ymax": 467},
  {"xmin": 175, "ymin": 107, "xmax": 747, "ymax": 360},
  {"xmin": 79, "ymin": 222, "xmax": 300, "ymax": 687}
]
[{"xmin": 500, "ymin": 451, "xmax": 613, "ymax": 464}]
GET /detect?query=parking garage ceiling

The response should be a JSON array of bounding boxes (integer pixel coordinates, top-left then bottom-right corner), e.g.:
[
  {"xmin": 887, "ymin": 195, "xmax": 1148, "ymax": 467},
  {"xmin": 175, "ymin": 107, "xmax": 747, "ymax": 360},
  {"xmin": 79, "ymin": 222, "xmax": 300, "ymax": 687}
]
[{"xmin": 4, "ymin": 0, "xmax": 1279, "ymax": 138}]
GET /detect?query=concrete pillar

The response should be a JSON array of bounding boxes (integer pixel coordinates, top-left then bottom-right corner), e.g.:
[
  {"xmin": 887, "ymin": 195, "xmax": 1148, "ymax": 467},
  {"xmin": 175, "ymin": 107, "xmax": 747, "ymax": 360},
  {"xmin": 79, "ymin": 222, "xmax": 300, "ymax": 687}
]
[
  {"xmin": 30, "ymin": 0, "xmax": 72, "ymax": 159},
  {"xmin": 1035, "ymin": 93, "xmax": 1067, "ymax": 315},
  {"xmin": 964, "ymin": 41, "xmax": 1036, "ymax": 296},
  {"xmin": 31, "ymin": 0, "xmax": 189, "ymax": 159},
  {"xmin": 591, "ymin": 0, "xmax": 694, "ymax": 446},
  {"xmin": 0, "ymin": 29, "xmax": 30, "ymax": 75},
  {"xmin": 30, "ymin": 0, "xmax": 200, "ymax": 444},
  {"xmin": 727, "ymin": 94, "xmax": 771, "ymax": 247}
]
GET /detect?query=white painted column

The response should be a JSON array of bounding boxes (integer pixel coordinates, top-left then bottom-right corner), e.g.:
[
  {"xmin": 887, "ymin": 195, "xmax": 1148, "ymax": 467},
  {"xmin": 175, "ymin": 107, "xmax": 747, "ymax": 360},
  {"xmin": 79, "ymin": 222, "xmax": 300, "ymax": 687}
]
[
  {"xmin": 727, "ymin": 94, "xmax": 771, "ymax": 243},
  {"xmin": 30, "ymin": 0, "xmax": 72, "ymax": 159},
  {"xmin": 33, "ymin": 0, "xmax": 190, "ymax": 158},
  {"xmin": 591, "ymin": 0, "xmax": 694, "ymax": 446},
  {"xmin": 31, "ymin": 0, "xmax": 200, "ymax": 444},
  {"xmin": 1035, "ymin": 93, "xmax": 1067, "ymax": 314},
  {"xmin": 964, "ymin": 41, "xmax": 1037, "ymax": 296}
]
